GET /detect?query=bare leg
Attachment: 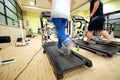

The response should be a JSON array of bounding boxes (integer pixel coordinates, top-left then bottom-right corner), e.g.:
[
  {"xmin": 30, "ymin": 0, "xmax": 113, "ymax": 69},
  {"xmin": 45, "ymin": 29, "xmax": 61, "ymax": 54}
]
[
  {"xmin": 99, "ymin": 30, "xmax": 111, "ymax": 42},
  {"xmin": 86, "ymin": 31, "xmax": 93, "ymax": 42}
]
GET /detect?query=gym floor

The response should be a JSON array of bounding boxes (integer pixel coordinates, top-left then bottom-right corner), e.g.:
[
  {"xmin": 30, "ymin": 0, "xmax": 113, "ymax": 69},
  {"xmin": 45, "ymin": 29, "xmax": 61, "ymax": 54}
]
[{"xmin": 0, "ymin": 35, "xmax": 120, "ymax": 80}]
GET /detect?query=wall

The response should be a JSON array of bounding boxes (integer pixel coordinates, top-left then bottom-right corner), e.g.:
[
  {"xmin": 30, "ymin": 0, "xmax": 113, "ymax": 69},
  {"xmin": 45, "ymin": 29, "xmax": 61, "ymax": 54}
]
[
  {"xmin": 71, "ymin": 10, "xmax": 87, "ymax": 19},
  {"xmin": 25, "ymin": 11, "xmax": 40, "ymax": 34},
  {"xmin": 0, "ymin": 25, "xmax": 25, "ymax": 48},
  {"xmin": 71, "ymin": 0, "xmax": 120, "ymax": 19},
  {"xmin": 104, "ymin": 0, "xmax": 120, "ymax": 14}
]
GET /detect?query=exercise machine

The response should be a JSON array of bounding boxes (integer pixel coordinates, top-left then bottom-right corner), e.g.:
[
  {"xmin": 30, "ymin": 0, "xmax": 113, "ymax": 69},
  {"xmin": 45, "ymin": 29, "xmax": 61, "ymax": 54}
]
[
  {"xmin": 43, "ymin": 41, "xmax": 92, "ymax": 79},
  {"xmin": 92, "ymin": 22, "xmax": 115, "ymax": 39},
  {"xmin": 72, "ymin": 15, "xmax": 120, "ymax": 57},
  {"xmin": 92, "ymin": 38, "xmax": 120, "ymax": 48},
  {"xmin": 26, "ymin": 28, "xmax": 34, "ymax": 38},
  {"xmin": 40, "ymin": 11, "xmax": 53, "ymax": 42},
  {"xmin": 0, "ymin": 36, "xmax": 15, "ymax": 65},
  {"xmin": 71, "ymin": 15, "xmax": 87, "ymax": 39},
  {"xmin": 92, "ymin": 23, "xmax": 120, "ymax": 48},
  {"xmin": 41, "ymin": 11, "xmax": 93, "ymax": 80},
  {"xmin": 15, "ymin": 20, "xmax": 29, "ymax": 46}
]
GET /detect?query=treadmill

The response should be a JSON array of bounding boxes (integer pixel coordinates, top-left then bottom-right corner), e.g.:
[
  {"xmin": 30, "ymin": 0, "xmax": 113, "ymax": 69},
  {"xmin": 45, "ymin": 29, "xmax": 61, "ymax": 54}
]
[
  {"xmin": 72, "ymin": 15, "xmax": 120, "ymax": 57},
  {"xmin": 92, "ymin": 38, "xmax": 120, "ymax": 48},
  {"xmin": 74, "ymin": 39, "xmax": 120, "ymax": 57},
  {"xmin": 41, "ymin": 12, "xmax": 93, "ymax": 80},
  {"xmin": 43, "ymin": 42, "xmax": 92, "ymax": 79}
]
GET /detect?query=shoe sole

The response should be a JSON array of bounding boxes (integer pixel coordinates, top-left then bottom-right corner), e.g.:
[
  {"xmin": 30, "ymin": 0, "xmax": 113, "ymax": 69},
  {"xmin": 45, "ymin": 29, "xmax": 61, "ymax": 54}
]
[
  {"xmin": 56, "ymin": 46, "xmax": 71, "ymax": 56},
  {"xmin": 64, "ymin": 47, "xmax": 71, "ymax": 57}
]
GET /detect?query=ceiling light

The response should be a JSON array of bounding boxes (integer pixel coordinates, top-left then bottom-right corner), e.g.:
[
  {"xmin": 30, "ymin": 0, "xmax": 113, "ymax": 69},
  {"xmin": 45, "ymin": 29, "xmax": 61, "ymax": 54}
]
[
  {"xmin": 30, "ymin": 1, "xmax": 34, "ymax": 6},
  {"xmin": 22, "ymin": 5, "xmax": 40, "ymax": 9},
  {"xmin": 22, "ymin": 5, "xmax": 51, "ymax": 11}
]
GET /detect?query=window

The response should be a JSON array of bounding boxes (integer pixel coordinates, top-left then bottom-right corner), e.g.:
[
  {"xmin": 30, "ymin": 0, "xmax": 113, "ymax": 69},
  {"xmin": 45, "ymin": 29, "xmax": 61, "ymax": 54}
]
[
  {"xmin": 5, "ymin": 0, "xmax": 16, "ymax": 14},
  {"xmin": 0, "ymin": 0, "xmax": 3, "ymax": 2},
  {"xmin": 108, "ymin": 12, "xmax": 120, "ymax": 30},
  {"xmin": 109, "ymin": 13, "xmax": 120, "ymax": 20},
  {"xmin": 9, "ymin": 0, "xmax": 16, "ymax": 7},
  {"xmin": 0, "ymin": 2, "xmax": 4, "ymax": 14},
  {"xmin": 0, "ymin": 14, "xmax": 6, "ymax": 25},
  {"xmin": 0, "ymin": 0, "xmax": 23, "ymax": 28},
  {"xmin": 105, "ymin": 11, "xmax": 120, "ymax": 38},
  {"xmin": 6, "ymin": 7, "xmax": 17, "ymax": 20},
  {"xmin": 7, "ymin": 17, "xmax": 18, "ymax": 27}
]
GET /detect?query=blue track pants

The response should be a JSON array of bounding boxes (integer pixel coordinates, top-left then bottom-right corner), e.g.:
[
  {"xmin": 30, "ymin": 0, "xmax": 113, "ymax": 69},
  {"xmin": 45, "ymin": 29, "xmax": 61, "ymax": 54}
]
[{"xmin": 52, "ymin": 18, "xmax": 68, "ymax": 49}]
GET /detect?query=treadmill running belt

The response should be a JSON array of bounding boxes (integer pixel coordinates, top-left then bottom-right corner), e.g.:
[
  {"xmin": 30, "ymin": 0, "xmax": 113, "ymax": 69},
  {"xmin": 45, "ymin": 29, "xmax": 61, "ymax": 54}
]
[
  {"xmin": 74, "ymin": 39, "xmax": 120, "ymax": 57},
  {"xmin": 43, "ymin": 41, "xmax": 92, "ymax": 79},
  {"xmin": 44, "ymin": 45, "xmax": 86, "ymax": 71},
  {"xmin": 92, "ymin": 38, "xmax": 120, "ymax": 46}
]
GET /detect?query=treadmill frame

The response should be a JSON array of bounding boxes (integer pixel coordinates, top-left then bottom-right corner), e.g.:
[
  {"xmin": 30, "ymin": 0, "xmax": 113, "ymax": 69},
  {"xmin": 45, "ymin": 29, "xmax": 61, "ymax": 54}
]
[{"xmin": 43, "ymin": 42, "xmax": 92, "ymax": 80}]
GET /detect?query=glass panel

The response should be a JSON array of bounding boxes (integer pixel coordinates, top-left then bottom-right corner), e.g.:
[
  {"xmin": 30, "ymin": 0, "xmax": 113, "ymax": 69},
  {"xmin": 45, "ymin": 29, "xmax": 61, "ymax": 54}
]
[
  {"xmin": 114, "ymin": 24, "xmax": 120, "ymax": 30},
  {"xmin": 7, "ymin": 18, "xmax": 13, "ymax": 26},
  {"xmin": 18, "ymin": 17, "xmax": 22, "ymax": 21},
  {"xmin": 16, "ymin": 4, "xmax": 23, "ymax": 21},
  {"xmin": 14, "ymin": 20, "xmax": 18, "ymax": 27},
  {"xmin": 5, "ymin": 0, "xmax": 16, "ymax": 13},
  {"xmin": 6, "ymin": 7, "xmax": 17, "ymax": 20},
  {"xmin": 108, "ymin": 12, "xmax": 120, "ymax": 37},
  {"xmin": 0, "ymin": 2, "xmax": 4, "ymax": 14},
  {"xmin": 0, "ymin": 14, "xmax": 6, "ymax": 25},
  {"xmin": 109, "ymin": 13, "xmax": 120, "ymax": 19},
  {"xmin": 17, "ymin": 6, "xmax": 21, "ymax": 13},
  {"xmin": 7, "ymin": 18, "xmax": 18, "ymax": 27},
  {"xmin": 18, "ymin": 12, "xmax": 23, "ymax": 18},
  {"xmin": 10, "ymin": 0, "xmax": 16, "ymax": 6},
  {"xmin": 0, "ymin": 0, "xmax": 3, "ymax": 2},
  {"xmin": 109, "ymin": 19, "xmax": 120, "ymax": 24},
  {"xmin": 114, "ymin": 31, "xmax": 120, "ymax": 36}
]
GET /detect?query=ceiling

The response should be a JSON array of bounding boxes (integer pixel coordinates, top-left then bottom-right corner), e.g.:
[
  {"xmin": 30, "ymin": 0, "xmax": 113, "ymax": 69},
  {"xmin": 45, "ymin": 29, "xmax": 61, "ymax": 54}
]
[{"xmin": 16, "ymin": 0, "xmax": 112, "ymax": 12}]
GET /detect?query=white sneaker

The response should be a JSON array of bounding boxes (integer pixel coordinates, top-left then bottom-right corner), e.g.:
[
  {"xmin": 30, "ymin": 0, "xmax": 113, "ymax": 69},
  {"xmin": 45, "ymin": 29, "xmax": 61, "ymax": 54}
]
[
  {"xmin": 63, "ymin": 38, "xmax": 75, "ymax": 47},
  {"xmin": 56, "ymin": 47, "xmax": 70, "ymax": 56},
  {"xmin": 62, "ymin": 38, "xmax": 76, "ymax": 56}
]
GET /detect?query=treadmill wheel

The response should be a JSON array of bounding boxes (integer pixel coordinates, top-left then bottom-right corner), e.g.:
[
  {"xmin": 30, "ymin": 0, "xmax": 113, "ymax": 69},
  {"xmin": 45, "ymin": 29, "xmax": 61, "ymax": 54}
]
[
  {"xmin": 43, "ymin": 50, "xmax": 46, "ymax": 54},
  {"xmin": 54, "ymin": 72, "xmax": 63, "ymax": 80},
  {"xmin": 85, "ymin": 60, "xmax": 93, "ymax": 67},
  {"xmin": 107, "ymin": 54, "xmax": 113, "ymax": 57}
]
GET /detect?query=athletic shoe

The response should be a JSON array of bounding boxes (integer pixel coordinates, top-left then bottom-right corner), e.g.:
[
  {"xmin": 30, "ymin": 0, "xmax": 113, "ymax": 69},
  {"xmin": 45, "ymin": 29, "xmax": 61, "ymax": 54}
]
[
  {"xmin": 84, "ymin": 40, "xmax": 96, "ymax": 44},
  {"xmin": 62, "ymin": 38, "xmax": 76, "ymax": 56},
  {"xmin": 63, "ymin": 38, "xmax": 76, "ymax": 47},
  {"xmin": 56, "ymin": 46, "xmax": 70, "ymax": 56}
]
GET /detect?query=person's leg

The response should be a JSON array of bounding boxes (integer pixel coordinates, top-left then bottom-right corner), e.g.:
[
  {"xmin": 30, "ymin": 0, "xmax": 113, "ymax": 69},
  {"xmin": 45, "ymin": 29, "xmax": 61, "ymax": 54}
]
[
  {"xmin": 95, "ymin": 15, "xmax": 111, "ymax": 42},
  {"xmin": 57, "ymin": 38, "xmax": 62, "ymax": 49},
  {"xmin": 62, "ymin": 19, "xmax": 75, "ymax": 47},
  {"xmin": 52, "ymin": 18, "xmax": 67, "ymax": 49},
  {"xmin": 86, "ymin": 17, "xmax": 95, "ymax": 42},
  {"xmin": 52, "ymin": 18, "xmax": 71, "ymax": 56},
  {"xmin": 99, "ymin": 30, "xmax": 111, "ymax": 42},
  {"xmin": 86, "ymin": 31, "xmax": 93, "ymax": 42}
]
